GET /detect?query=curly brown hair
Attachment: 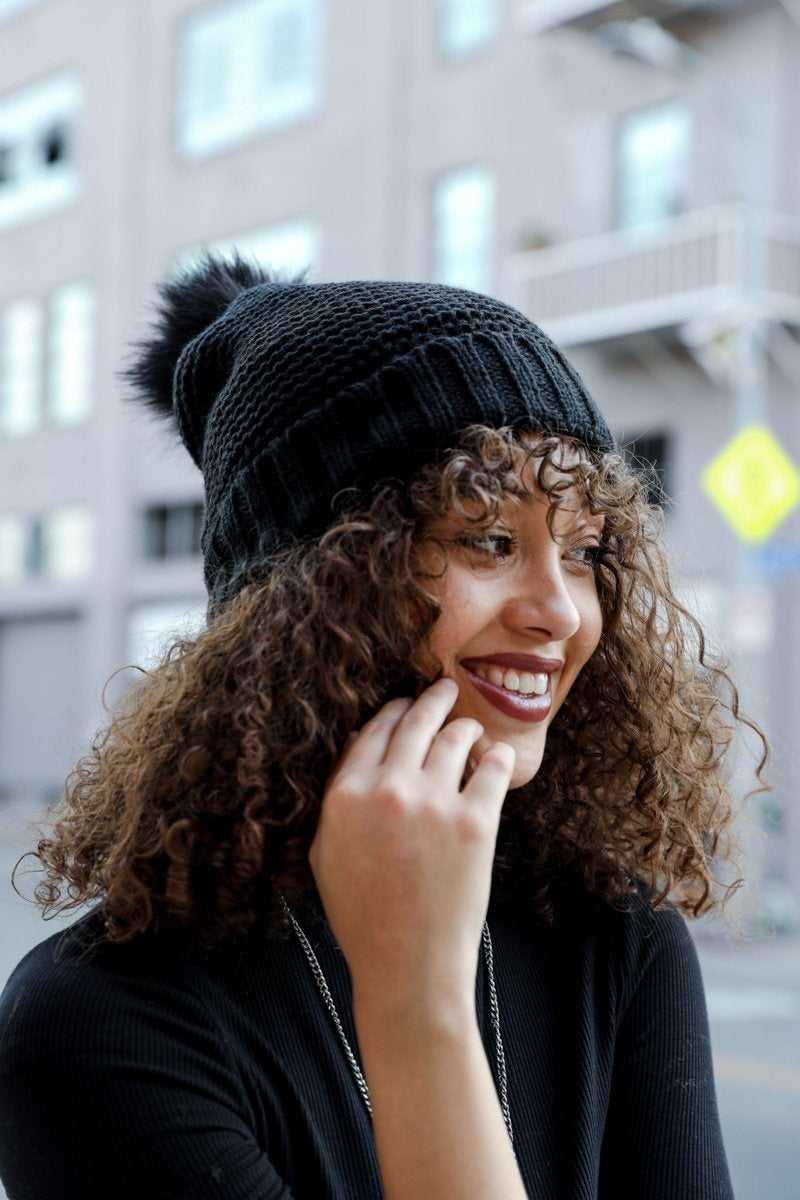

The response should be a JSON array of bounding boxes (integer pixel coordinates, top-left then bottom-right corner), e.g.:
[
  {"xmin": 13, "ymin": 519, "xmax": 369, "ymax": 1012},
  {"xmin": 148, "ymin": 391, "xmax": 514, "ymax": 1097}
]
[{"xmin": 22, "ymin": 427, "xmax": 766, "ymax": 945}]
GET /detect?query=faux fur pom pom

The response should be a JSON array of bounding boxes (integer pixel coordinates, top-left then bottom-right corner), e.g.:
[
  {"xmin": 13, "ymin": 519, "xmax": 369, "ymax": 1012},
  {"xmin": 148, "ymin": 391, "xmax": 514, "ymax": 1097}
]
[{"xmin": 123, "ymin": 254, "xmax": 275, "ymax": 427}]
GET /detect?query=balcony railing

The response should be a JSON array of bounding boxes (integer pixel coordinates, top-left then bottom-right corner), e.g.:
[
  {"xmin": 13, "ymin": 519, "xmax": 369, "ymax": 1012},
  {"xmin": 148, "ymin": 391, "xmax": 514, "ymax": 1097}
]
[
  {"xmin": 504, "ymin": 205, "xmax": 800, "ymax": 346},
  {"xmin": 517, "ymin": 0, "xmax": 754, "ymax": 36}
]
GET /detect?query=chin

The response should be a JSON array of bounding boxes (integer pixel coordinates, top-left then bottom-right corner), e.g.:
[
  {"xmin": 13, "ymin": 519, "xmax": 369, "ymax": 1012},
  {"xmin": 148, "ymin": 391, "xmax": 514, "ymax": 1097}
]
[
  {"xmin": 508, "ymin": 765, "xmax": 541, "ymax": 790},
  {"xmin": 467, "ymin": 729, "xmax": 545, "ymax": 792},
  {"xmin": 504, "ymin": 743, "xmax": 545, "ymax": 790}
]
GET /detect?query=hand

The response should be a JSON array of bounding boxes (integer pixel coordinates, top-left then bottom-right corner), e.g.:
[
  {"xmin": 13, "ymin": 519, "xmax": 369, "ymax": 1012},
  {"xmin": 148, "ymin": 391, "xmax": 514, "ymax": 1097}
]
[{"xmin": 308, "ymin": 678, "xmax": 515, "ymax": 1010}]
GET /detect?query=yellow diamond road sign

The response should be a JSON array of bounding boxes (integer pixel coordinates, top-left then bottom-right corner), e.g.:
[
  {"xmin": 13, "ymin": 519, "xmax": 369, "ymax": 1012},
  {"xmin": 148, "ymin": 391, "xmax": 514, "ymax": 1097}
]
[{"xmin": 702, "ymin": 424, "xmax": 800, "ymax": 543}]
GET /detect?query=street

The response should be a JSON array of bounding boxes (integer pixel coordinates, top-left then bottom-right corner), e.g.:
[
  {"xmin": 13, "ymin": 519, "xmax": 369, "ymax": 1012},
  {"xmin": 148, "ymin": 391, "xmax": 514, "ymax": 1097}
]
[
  {"xmin": 697, "ymin": 926, "xmax": 800, "ymax": 1198},
  {"xmin": 0, "ymin": 798, "xmax": 798, "ymax": 1198}
]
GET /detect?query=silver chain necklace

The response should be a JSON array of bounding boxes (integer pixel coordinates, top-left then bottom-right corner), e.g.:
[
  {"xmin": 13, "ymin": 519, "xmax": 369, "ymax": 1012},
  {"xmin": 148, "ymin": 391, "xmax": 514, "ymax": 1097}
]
[{"xmin": 281, "ymin": 898, "xmax": 514, "ymax": 1146}]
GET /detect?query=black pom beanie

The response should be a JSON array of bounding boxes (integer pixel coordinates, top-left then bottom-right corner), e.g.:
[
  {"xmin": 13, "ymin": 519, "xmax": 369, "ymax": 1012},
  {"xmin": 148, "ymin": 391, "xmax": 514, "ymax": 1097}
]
[{"xmin": 127, "ymin": 256, "xmax": 614, "ymax": 605}]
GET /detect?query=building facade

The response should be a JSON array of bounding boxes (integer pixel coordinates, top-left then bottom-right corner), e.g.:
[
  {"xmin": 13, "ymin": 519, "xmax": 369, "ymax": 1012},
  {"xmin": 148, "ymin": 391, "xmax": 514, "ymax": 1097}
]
[{"xmin": 1, "ymin": 0, "xmax": 798, "ymax": 921}]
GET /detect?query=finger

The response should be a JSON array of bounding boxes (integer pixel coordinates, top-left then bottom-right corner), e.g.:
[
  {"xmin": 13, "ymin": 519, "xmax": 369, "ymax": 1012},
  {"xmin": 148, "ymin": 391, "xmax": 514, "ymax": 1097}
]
[
  {"xmin": 461, "ymin": 742, "xmax": 516, "ymax": 811},
  {"xmin": 382, "ymin": 677, "xmax": 460, "ymax": 769},
  {"xmin": 423, "ymin": 717, "xmax": 484, "ymax": 783},
  {"xmin": 338, "ymin": 696, "xmax": 414, "ymax": 770},
  {"xmin": 325, "ymin": 730, "xmax": 359, "ymax": 787}
]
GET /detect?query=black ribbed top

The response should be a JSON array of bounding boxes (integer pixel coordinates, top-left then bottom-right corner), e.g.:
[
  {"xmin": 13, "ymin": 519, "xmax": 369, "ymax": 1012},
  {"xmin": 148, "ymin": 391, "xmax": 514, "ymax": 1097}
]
[{"xmin": 0, "ymin": 888, "xmax": 732, "ymax": 1200}]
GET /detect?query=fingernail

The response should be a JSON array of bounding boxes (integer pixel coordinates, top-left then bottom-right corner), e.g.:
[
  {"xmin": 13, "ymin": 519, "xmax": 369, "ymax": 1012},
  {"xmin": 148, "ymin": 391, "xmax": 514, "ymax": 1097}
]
[{"xmin": 437, "ymin": 676, "xmax": 458, "ymax": 689}]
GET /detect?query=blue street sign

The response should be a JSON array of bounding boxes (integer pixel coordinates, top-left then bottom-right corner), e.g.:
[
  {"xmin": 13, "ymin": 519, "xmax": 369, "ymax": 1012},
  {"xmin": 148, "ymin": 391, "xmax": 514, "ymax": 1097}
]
[{"xmin": 753, "ymin": 542, "xmax": 800, "ymax": 579}]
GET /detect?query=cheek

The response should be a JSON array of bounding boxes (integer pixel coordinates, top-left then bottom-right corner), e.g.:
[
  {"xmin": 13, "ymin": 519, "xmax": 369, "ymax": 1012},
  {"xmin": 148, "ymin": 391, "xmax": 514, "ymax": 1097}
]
[
  {"xmin": 584, "ymin": 590, "xmax": 603, "ymax": 650},
  {"xmin": 554, "ymin": 584, "xmax": 602, "ymax": 709},
  {"xmin": 572, "ymin": 589, "xmax": 603, "ymax": 672},
  {"xmin": 424, "ymin": 574, "xmax": 486, "ymax": 668},
  {"xmin": 414, "ymin": 594, "xmax": 460, "ymax": 679}
]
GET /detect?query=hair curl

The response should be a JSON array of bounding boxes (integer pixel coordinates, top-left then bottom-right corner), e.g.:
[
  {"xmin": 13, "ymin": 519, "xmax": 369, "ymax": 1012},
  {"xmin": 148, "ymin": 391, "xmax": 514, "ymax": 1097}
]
[{"xmin": 22, "ymin": 427, "xmax": 766, "ymax": 944}]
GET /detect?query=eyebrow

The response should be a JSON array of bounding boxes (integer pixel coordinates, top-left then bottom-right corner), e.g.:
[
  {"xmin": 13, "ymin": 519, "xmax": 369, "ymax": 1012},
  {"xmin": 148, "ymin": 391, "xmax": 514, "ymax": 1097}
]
[
  {"xmin": 513, "ymin": 492, "xmax": 605, "ymax": 527},
  {"xmin": 573, "ymin": 512, "xmax": 605, "ymax": 531}
]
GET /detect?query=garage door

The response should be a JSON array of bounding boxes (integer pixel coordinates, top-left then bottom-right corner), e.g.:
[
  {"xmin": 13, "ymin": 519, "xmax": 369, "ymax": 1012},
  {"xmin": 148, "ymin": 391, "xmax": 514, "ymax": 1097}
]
[{"xmin": 0, "ymin": 615, "xmax": 86, "ymax": 803}]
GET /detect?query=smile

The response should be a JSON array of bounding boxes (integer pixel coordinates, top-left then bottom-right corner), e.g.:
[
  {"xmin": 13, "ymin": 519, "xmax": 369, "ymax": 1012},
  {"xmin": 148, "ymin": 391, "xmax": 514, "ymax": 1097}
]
[
  {"xmin": 471, "ymin": 663, "xmax": 548, "ymax": 694},
  {"xmin": 460, "ymin": 664, "xmax": 554, "ymax": 724}
]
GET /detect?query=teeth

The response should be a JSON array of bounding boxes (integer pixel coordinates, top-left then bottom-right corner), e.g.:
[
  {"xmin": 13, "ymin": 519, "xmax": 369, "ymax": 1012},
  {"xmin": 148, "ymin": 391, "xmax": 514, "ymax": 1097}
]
[{"xmin": 473, "ymin": 665, "xmax": 549, "ymax": 696}]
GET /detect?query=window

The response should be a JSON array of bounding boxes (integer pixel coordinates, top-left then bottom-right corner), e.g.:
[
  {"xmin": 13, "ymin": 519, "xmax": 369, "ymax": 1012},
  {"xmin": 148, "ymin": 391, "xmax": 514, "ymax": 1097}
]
[
  {"xmin": 433, "ymin": 164, "xmax": 495, "ymax": 293},
  {"xmin": 177, "ymin": 0, "xmax": 324, "ymax": 158},
  {"xmin": 41, "ymin": 504, "xmax": 93, "ymax": 580},
  {"xmin": 0, "ymin": 0, "xmax": 41, "ymax": 19},
  {"xmin": 0, "ymin": 504, "xmax": 93, "ymax": 583},
  {"xmin": 27, "ymin": 515, "xmax": 43, "ymax": 575},
  {"xmin": 620, "ymin": 430, "xmax": 671, "ymax": 507},
  {"xmin": 143, "ymin": 502, "xmax": 204, "ymax": 561},
  {"xmin": 177, "ymin": 216, "xmax": 322, "ymax": 280},
  {"xmin": 0, "ymin": 513, "xmax": 27, "ymax": 583},
  {"xmin": 617, "ymin": 103, "xmax": 690, "ymax": 231},
  {"xmin": 0, "ymin": 73, "xmax": 80, "ymax": 230},
  {"xmin": 438, "ymin": 0, "xmax": 498, "ymax": 57},
  {"xmin": 0, "ymin": 298, "xmax": 42, "ymax": 436},
  {"xmin": 0, "ymin": 281, "xmax": 95, "ymax": 436},
  {"xmin": 47, "ymin": 282, "xmax": 95, "ymax": 424}
]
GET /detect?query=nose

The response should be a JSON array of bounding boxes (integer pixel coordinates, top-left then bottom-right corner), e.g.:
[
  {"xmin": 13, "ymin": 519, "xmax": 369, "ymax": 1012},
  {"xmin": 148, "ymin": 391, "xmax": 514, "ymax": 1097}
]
[{"xmin": 501, "ymin": 548, "xmax": 582, "ymax": 643}]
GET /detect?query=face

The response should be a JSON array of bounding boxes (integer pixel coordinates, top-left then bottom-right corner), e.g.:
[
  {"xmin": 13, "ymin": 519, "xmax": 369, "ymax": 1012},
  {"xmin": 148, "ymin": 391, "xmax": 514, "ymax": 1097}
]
[{"xmin": 416, "ymin": 444, "xmax": 604, "ymax": 789}]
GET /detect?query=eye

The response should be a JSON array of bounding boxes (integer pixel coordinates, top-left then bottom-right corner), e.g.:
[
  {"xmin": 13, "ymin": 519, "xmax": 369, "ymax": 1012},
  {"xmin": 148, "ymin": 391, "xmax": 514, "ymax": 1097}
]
[
  {"xmin": 452, "ymin": 533, "xmax": 517, "ymax": 559},
  {"xmin": 567, "ymin": 543, "xmax": 608, "ymax": 569}
]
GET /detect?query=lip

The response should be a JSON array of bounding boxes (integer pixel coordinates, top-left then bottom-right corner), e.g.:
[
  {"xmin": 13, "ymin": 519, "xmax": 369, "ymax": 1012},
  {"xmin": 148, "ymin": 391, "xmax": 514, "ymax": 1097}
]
[
  {"xmin": 460, "ymin": 663, "xmax": 555, "ymax": 725},
  {"xmin": 460, "ymin": 653, "xmax": 563, "ymax": 675}
]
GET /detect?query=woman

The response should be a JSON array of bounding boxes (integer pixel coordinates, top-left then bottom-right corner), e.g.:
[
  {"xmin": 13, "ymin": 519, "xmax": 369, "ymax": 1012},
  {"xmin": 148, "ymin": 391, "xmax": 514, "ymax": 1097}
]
[{"xmin": 0, "ymin": 258, "xmax": 760, "ymax": 1199}]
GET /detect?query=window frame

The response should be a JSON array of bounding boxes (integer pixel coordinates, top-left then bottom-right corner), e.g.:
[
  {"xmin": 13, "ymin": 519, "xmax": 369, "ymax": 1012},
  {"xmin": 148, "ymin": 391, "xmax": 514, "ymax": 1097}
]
[
  {"xmin": 437, "ymin": 0, "xmax": 499, "ymax": 59},
  {"xmin": 615, "ymin": 100, "xmax": 692, "ymax": 233},
  {"xmin": 142, "ymin": 501, "xmax": 205, "ymax": 562},
  {"xmin": 0, "ymin": 279, "xmax": 95, "ymax": 437},
  {"xmin": 175, "ymin": 0, "xmax": 325, "ymax": 159},
  {"xmin": 431, "ymin": 162, "xmax": 496, "ymax": 294},
  {"xmin": 0, "ymin": 73, "xmax": 81, "ymax": 230},
  {"xmin": 175, "ymin": 215, "xmax": 322, "ymax": 281},
  {"xmin": 619, "ymin": 429, "xmax": 673, "ymax": 508}
]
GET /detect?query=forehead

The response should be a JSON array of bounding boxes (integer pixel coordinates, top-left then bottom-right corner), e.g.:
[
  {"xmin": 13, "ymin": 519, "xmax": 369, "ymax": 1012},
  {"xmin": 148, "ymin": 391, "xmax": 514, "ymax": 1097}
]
[
  {"xmin": 429, "ymin": 433, "xmax": 603, "ymax": 532},
  {"xmin": 517, "ymin": 431, "xmax": 587, "ymax": 468},
  {"xmin": 513, "ymin": 433, "xmax": 595, "ymax": 495},
  {"xmin": 500, "ymin": 436, "xmax": 605, "ymax": 535}
]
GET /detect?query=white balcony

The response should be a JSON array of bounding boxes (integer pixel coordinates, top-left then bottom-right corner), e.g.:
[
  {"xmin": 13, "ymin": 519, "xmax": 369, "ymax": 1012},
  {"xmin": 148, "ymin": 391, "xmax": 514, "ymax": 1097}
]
[
  {"xmin": 504, "ymin": 205, "xmax": 800, "ymax": 346},
  {"xmin": 517, "ymin": 0, "xmax": 758, "ymax": 36}
]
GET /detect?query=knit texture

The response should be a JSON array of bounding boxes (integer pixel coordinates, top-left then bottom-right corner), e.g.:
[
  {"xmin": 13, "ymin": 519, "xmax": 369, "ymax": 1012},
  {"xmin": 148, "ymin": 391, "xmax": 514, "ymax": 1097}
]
[
  {"xmin": 0, "ymin": 889, "xmax": 733, "ymax": 1200},
  {"xmin": 127, "ymin": 263, "xmax": 614, "ymax": 603}
]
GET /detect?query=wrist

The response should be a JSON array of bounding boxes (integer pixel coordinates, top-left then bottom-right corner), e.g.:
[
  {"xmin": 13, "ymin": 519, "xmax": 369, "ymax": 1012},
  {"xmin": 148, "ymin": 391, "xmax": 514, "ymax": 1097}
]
[
  {"xmin": 348, "ymin": 933, "xmax": 480, "ymax": 1012},
  {"xmin": 353, "ymin": 982, "xmax": 479, "ymax": 1056}
]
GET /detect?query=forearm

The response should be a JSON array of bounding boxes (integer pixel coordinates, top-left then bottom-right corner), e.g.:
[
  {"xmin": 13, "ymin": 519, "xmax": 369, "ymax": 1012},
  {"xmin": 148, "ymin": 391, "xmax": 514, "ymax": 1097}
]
[
  {"xmin": 311, "ymin": 686, "xmax": 522, "ymax": 1195},
  {"xmin": 354, "ymin": 990, "xmax": 527, "ymax": 1200}
]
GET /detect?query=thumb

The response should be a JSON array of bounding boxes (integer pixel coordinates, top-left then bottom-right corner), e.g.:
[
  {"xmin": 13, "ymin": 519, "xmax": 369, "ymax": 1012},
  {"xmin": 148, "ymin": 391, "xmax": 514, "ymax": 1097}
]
[{"xmin": 463, "ymin": 740, "xmax": 515, "ymax": 812}]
